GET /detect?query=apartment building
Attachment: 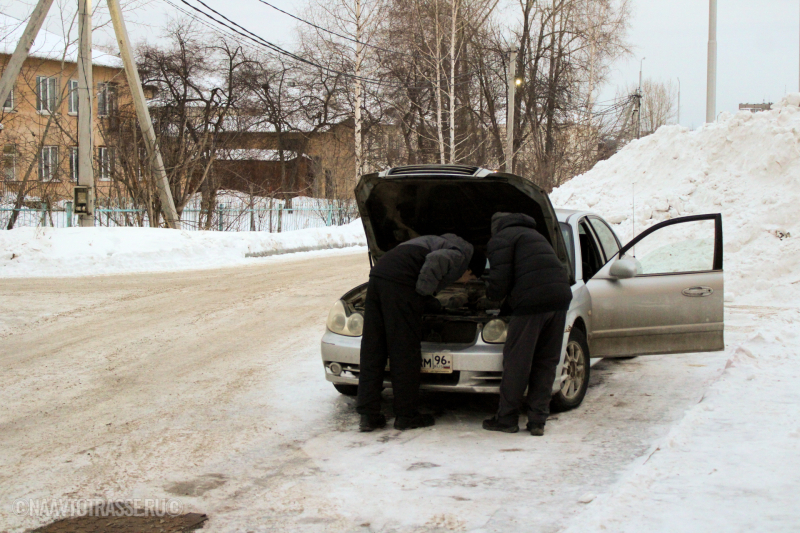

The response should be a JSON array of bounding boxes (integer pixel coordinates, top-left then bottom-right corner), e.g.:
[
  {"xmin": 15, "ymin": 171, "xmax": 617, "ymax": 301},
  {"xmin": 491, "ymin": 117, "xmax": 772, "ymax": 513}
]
[{"xmin": 0, "ymin": 13, "xmax": 130, "ymax": 204}]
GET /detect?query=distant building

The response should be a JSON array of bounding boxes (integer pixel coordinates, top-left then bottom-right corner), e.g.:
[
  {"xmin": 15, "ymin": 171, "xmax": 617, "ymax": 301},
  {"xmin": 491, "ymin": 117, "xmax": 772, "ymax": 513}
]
[
  {"xmin": 0, "ymin": 13, "xmax": 131, "ymax": 203},
  {"xmin": 739, "ymin": 103, "xmax": 772, "ymax": 113}
]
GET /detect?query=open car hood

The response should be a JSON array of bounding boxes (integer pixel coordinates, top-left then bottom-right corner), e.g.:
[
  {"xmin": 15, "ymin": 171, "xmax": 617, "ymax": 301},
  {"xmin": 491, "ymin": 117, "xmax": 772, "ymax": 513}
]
[{"xmin": 355, "ymin": 166, "xmax": 572, "ymax": 279}]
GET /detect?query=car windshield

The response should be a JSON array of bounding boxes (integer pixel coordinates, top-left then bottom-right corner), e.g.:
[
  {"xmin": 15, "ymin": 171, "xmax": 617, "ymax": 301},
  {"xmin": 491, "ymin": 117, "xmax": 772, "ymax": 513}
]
[{"xmin": 560, "ymin": 222, "xmax": 575, "ymax": 273}]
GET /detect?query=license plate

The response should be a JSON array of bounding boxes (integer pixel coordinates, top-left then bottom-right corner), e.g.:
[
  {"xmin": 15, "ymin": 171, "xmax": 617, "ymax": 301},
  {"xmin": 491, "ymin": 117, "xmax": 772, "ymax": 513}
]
[{"xmin": 421, "ymin": 352, "xmax": 453, "ymax": 374}]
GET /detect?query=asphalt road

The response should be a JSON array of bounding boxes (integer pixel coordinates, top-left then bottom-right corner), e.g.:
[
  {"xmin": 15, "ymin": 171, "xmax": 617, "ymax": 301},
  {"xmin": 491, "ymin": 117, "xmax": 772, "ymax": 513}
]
[{"xmin": 0, "ymin": 250, "xmax": 732, "ymax": 532}]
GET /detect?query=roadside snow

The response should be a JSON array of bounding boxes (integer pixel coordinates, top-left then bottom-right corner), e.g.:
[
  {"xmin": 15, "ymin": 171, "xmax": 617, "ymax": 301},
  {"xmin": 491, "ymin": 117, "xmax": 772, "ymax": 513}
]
[
  {"xmin": 0, "ymin": 221, "xmax": 366, "ymax": 278},
  {"xmin": 551, "ymin": 94, "xmax": 800, "ymax": 532},
  {"xmin": 562, "ymin": 308, "xmax": 800, "ymax": 533},
  {"xmin": 550, "ymin": 94, "xmax": 800, "ymax": 307}
]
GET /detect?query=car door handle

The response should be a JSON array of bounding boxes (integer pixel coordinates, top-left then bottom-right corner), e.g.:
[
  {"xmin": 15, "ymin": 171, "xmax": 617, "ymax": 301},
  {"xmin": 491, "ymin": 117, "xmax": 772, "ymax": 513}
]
[{"xmin": 682, "ymin": 286, "xmax": 714, "ymax": 297}]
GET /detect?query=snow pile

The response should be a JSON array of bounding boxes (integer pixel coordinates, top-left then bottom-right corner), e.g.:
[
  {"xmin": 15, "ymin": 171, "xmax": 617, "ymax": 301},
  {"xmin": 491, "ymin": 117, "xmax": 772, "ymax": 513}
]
[
  {"xmin": 553, "ymin": 95, "xmax": 800, "ymax": 531},
  {"xmin": 563, "ymin": 309, "xmax": 800, "ymax": 533},
  {"xmin": 0, "ymin": 221, "xmax": 366, "ymax": 278},
  {"xmin": 551, "ymin": 94, "xmax": 800, "ymax": 306}
]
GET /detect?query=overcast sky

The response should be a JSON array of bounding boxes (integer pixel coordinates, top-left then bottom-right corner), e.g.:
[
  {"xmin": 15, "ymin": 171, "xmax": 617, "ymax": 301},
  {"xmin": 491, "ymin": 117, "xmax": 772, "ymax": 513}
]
[{"xmin": 6, "ymin": 0, "xmax": 800, "ymax": 129}]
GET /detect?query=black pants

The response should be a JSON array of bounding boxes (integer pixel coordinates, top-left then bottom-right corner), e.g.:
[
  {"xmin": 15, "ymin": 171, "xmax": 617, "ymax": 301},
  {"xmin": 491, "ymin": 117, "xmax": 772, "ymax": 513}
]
[
  {"xmin": 357, "ymin": 276, "xmax": 425, "ymax": 417},
  {"xmin": 496, "ymin": 311, "xmax": 568, "ymax": 425}
]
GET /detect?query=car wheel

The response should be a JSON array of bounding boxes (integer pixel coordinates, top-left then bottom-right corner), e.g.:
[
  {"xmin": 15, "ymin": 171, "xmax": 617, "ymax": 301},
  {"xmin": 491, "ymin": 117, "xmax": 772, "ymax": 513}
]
[
  {"xmin": 334, "ymin": 384, "xmax": 358, "ymax": 396},
  {"xmin": 551, "ymin": 328, "xmax": 591, "ymax": 412}
]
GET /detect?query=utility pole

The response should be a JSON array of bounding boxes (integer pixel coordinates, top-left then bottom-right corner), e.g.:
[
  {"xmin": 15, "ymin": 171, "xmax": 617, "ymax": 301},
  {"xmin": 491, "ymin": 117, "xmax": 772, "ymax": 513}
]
[
  {"xmin": 706, "ymin": 0, "xmax": 717, "ymax": 123},
  {"xmin": 677, "ymin": 77, "xmax": 681, "ymax": 125},
  {"xmin": 506, "ymin": 49, "xmax": 518, "ymax": 173},
  {"xmin": 0, "ymin": 0, "xmax": 56, "ymax": 126},
  {"xmin": 77, "ymin": 0, "xmax": 95, "ymax": 226},
  {"xmin": 107, "ymin": 0, "xmax": 179, "ymax": 228},
  {"xmin": 0, "ymin": 0, "xmax": 180, "ymax": 228}
]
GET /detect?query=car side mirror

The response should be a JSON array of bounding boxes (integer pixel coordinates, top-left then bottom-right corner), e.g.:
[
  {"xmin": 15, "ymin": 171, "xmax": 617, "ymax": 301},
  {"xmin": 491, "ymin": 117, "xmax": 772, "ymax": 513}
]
[{"xmin": 610, "ymin": 258, "xmax": 638, "ymax": 279}]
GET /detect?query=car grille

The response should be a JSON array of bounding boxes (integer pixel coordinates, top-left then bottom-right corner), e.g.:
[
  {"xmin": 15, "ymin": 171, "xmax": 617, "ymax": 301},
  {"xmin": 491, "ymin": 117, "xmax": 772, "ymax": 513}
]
[
  {"xmin": 337, "ymin": 364, "xmax": 461, "ymax": 386},
  {"xmin": 471, "ymin": 371, "xmax": 502, "ymax": 384},
  {"xmin": 422, "ymin": 321, "xmax": 478, "ymax": 344}
]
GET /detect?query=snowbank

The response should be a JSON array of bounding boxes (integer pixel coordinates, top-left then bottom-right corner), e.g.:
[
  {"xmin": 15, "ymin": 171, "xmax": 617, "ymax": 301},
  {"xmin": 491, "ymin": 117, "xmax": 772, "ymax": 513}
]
[
  {"xmin": 552, "ymin": 95, "xmax": 800, "ymax": 531},
  {"xmin": 0, "ymin": 221, "xmax": 366, "ymax": 278},
  {"xmin": 551, "ymin": 94, "xmax": 800, "ymax": 307}
]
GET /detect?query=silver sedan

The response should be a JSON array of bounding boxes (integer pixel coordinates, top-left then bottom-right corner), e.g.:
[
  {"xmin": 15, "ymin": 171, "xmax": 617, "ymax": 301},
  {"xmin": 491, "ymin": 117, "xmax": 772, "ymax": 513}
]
[{"xmin": 321, "ymin": 166, "xmax": 724, "ymax": 410}]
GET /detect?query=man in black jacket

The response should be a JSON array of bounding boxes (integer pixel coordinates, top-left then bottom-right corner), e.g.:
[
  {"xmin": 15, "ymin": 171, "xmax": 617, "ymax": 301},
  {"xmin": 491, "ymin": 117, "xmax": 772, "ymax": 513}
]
[
  {"xmin": 358, "ymin": 234, "xmax": 486, "ymax": 432},
  {"xmin": 482, "ymin": 212, "xmax": 572, "ymax": 436}
]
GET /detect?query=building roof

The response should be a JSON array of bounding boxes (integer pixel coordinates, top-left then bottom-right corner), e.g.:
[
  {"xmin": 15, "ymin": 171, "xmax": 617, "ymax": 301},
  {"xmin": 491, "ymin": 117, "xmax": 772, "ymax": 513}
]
[{"xmin": 0, "ymin": 12, "xmax": 123, "ymax": 68}]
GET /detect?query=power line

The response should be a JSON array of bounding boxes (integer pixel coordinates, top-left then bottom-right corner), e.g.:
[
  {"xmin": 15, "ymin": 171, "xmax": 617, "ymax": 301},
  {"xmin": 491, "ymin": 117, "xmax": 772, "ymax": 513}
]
[
  {"xmin": 253, "ymin": 0, "xmax": 413, "ymax": 58},
  {"xmin": 169, "ymin": 0, "xmax": 485, "ymax": 88},
  {"xmin": 173, "ymin": 0, "xmax": 446, "ymax": 89}
]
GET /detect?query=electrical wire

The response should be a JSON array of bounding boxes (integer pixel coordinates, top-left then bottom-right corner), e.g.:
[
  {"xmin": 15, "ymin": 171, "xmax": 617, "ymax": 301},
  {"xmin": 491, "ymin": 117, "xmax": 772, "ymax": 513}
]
[
  {"xmin": 173, "ymin": 0, "xmax": 443, "ymax": 89},
  {"xmin": 252, "ymin": 0, "xmax": 413, "ymax": 58},
  {"xmin": 168, "ymin": 0, "xmax": 490, "ymax": 89}
]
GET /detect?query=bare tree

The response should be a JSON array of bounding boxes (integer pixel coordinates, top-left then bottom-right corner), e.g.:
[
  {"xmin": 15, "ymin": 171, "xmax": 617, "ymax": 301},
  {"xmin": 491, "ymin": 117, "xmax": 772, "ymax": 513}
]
[
  {"xmin": 302, "ymin": 0, "xmax": 388, "ymax": 186},
  {"xmin": 132, "ymin": 20, "xmax": 250, "ymax": 221}
]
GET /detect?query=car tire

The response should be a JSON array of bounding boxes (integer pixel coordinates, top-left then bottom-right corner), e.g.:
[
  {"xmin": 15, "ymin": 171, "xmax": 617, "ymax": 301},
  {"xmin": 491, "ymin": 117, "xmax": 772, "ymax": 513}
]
[
  {"xmin": 334, "ymin": 383, "xmax": 358, "ymax": 396},
  {"xmin": 551, "ymin": 328, "xmax": 591, "ymax": 412}
]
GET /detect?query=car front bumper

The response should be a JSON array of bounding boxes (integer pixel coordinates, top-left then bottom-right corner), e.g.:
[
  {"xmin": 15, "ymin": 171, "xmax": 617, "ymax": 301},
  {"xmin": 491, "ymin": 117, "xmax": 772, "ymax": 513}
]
[{"xmin": 321, "ymin": 329, "xmax": 514, "ymax": 393}]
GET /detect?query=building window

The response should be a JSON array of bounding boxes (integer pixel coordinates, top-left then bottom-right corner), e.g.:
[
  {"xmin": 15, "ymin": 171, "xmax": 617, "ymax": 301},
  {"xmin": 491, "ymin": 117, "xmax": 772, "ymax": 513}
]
[
  {"xmin": 98, "ymin": 146, "xmax": 114, "ymax": 181},
  {"xmin": 39, "ymin": 146, "xmax": 58, "ymax": 181},
  {"xmin": 70, "ymin": 147, "xmax": 79, "ymax": 182},
  {"xmin": 3, "ymin": 145, "xmax": 16, "ymax": 181},
  {"xmin": 2, "ymin": 88, "xmax": 13, "ymax": 110},
  {"xmin": 36, "ymin": 76, "xmax": 58, "ymax": 113},
  {"xmin": 97, "ymin": 82, "xmax": 117, "ymax": 117},
  {"xmin": 68, "ymin": 79, "xmax": 79, "ymax": 114}
]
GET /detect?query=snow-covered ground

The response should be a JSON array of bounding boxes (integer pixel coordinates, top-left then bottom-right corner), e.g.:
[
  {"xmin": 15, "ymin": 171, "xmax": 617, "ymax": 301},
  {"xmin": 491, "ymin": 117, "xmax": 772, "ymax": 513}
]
[
  {"xmin": 2, "ymin": 95, "xmax": 799, "ymax": 531},
  {"xmin": 0, "ymin": 221, "xmax": 366, "ymax": 278},
  {"xmin": 549, "ymin": 94, "xmax": 800, "ymax": 532}
]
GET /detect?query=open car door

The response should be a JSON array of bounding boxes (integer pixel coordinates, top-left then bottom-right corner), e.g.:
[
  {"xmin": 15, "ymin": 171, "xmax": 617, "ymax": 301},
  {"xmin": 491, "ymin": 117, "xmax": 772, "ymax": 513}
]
[{"xmin": 586, "ymin": 214, "xmax": 724, "ymax": 357}]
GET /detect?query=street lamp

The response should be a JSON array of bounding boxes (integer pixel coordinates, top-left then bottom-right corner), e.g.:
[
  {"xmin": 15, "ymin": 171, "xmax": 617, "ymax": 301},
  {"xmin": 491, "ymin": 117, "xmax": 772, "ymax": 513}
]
[{"xmin": 639, "ymin": 57, "xmax": 646, "ymax": 93}]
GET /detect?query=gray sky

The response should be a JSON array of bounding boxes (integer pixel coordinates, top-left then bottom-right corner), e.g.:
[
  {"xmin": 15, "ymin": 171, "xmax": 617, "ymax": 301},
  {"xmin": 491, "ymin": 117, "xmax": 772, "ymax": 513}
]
[{"xmin": 6, "ymin": 0, "xmax": 800, "ymax": 129}]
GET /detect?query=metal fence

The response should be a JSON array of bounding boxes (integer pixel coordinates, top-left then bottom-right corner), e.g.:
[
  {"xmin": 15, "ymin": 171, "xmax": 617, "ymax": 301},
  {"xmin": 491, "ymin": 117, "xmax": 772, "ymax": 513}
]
[{"xmin": 0, "ymin": 202, "xmax": 358, "ymax": 232}]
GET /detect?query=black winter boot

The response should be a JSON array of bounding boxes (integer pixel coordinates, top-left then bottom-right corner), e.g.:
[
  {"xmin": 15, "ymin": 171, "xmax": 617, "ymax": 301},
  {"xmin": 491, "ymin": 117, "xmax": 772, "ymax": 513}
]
[
  {"xmin": 359, "ymin": 413, "xmax": 387, "ymax": 432},
  {"xmin": 482, "ymin": 416, "xmax": 519, "ymax": 433},
  {"xmin": 526, "ymin": 421, "xmax": 545, "ymax": 436},
  {"xmin": 394, "ymin": 413, "xmax": 435, "ymax": 430}
]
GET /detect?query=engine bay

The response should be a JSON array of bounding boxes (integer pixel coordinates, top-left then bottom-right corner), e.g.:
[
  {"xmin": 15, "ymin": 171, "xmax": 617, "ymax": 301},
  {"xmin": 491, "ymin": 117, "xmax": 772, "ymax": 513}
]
[{"xmin": 342, "ymin": 280, "xmax": 502, "ymax": 344}]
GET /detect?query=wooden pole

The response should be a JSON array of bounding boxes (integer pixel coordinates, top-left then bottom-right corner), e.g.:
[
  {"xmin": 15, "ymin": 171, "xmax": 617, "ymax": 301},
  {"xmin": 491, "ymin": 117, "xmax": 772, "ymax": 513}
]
[
  {"xmin": 0, "ymin": 0, "xmax": 55, "ymax": 117},
  {"xmin": 106, "ymin": 0, "xmax": 179, "ymax": 228}
]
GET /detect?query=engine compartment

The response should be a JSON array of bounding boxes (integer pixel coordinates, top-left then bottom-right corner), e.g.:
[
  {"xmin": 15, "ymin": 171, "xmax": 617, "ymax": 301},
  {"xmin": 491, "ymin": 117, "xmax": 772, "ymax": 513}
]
[{"xmin": 342, "ymin": 280, "xmax": 502, "ymax": 344}]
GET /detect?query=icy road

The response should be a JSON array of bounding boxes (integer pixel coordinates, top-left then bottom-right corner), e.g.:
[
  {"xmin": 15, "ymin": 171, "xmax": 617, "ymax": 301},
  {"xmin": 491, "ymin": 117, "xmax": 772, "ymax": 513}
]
[{"xmin": 0, "ymin": 250, "xmax": 791, "ymax": 532}]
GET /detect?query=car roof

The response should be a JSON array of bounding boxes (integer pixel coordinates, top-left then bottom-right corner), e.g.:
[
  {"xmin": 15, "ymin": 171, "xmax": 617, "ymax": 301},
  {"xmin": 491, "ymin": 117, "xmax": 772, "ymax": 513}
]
[{"xmin": 556, "ymin": 208, "xmax": 589, "ymax": 224}]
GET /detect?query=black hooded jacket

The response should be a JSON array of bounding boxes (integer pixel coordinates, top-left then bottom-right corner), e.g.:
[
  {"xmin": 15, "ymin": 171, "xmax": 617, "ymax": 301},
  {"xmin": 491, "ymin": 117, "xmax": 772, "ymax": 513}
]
[
  {"xmin": 484, "ymin": 212, "xmax": 572, "ymax": 315},
  {"xmin": 370, "ymin": 234, "xmax": 474, "ymax": 296}
]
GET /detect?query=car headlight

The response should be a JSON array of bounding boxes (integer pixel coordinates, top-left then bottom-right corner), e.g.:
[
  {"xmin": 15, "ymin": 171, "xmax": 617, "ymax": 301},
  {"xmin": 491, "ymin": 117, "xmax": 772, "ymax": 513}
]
[
  {"xmin": 482, "ymin": 318, "xmax": 507, "ymax": 343},
  {"xmin": 326, "ymin": 300, "xmax": 364, "ymax": 337}
]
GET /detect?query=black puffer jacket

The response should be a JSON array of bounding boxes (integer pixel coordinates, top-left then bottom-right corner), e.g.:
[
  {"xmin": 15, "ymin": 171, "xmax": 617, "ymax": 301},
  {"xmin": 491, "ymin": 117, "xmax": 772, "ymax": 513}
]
[
  {"xmin": 370, "ymin": 234, "xmax": 474, "ymax": 296},
  {"xmin": 485, "ymin": 212, "xmax": 572, "ymax": 315}
]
